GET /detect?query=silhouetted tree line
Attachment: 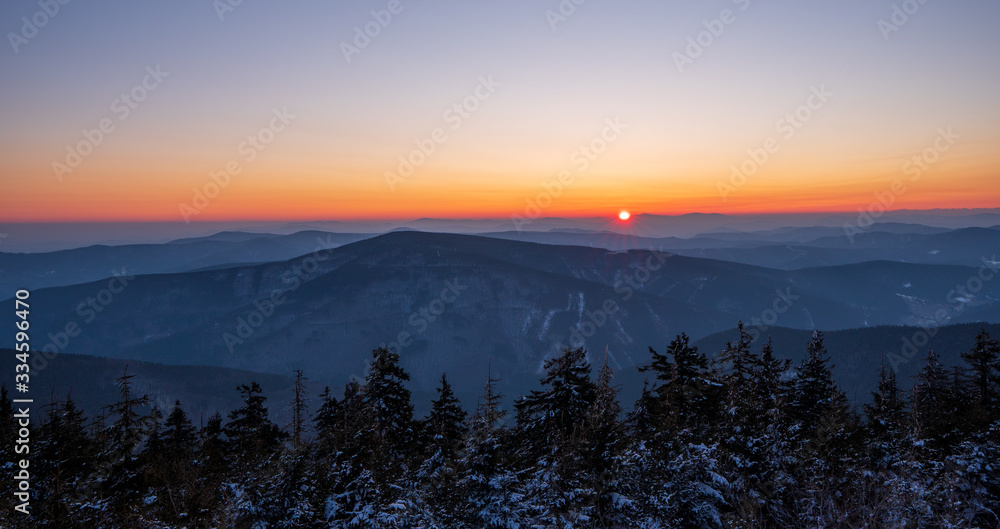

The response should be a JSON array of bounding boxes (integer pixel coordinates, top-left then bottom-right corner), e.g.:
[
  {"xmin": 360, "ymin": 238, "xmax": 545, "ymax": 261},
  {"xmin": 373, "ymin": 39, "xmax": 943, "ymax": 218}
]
[{"xmin": 2, "ymin": 326, "xmax": 999, "ymax": 528}]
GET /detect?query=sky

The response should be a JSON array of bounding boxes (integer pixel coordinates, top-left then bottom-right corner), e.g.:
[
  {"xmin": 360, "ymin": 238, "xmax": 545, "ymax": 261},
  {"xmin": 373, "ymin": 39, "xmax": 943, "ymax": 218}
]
[{"xmin": 1, "ymin": 0, "xmax": 998, "ymax": 223}]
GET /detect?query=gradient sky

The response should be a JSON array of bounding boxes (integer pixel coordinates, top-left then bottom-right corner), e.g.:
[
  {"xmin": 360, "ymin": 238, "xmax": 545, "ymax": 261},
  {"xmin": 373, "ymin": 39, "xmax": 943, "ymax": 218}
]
[{"xmin": 1, "ymin": 0, "xmax": 998, "ymax": 222}]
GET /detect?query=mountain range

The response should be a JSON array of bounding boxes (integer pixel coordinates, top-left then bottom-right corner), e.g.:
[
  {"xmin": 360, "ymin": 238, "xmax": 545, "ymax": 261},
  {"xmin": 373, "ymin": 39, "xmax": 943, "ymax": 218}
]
[{"xmin": 4, "ymin": 229, "xmax": 998, "ymax": 410}]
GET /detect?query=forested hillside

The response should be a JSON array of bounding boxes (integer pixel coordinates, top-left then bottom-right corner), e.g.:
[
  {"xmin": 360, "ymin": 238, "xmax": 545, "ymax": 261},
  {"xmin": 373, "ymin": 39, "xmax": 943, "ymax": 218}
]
[{"xmin": 2, "ymin": 328, "xmax": 998, "ymax": 528}]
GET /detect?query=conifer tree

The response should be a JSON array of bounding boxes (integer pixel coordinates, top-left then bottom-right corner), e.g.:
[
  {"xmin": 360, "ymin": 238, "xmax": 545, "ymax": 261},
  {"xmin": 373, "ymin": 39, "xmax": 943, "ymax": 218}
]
[
  {"xmin": 331, "ymin": 347, "xmax": 415, "ymax": 526},
  {"xmin": 722, "ymin": 334, "xmax": 795, "ymax": 526},
  {"xmin": 163, "ymin": 400, "xmax": 196, "ymax": 461},
  {"xmin": 664, "ymin": 443, "xmax": 729, "ymax": 529},
  {"xmin": 422, "ymin": 373, "xmax": 468, "ymax": 460},
  {"xmin": 147, "ymin": 401, "xmax": 200, "ymax": 525},
  {"xmin": 102, "ymin": 367, "xmax": 152, "ymax": 523},
  {"xmin": 641, "ymin": 333, "xmax": 719, "ymax": 440},
  {"xmin": 35, "ymin": 396, "xmax": 96, "ymax": 526},
  {"xmin": 313, "ymin": 386, "xmax": 340, "ymax": 458},
  {"xmin": 515, "ymin": 346, "xmax": 597, "ymax": 526},
  {"xmin": 463, "ymin": 370, "xmax": 507, "ymax": 486},
  {"xmin": 225, "ymin": 381, "xmax": 286, "ymax": 469},
  {"xmin": 717, "ymin": 324, "xmax": 764, "ymax": 464},
  {"xmin": 514, "ymin": 346, "xmax": 596, "ymax": 458},
  {"xmin": 626, "ymin": 379, "xmax": 661, "ymax": 443},
  {"xmin": 199, "ymin": 412, "xmax": 229, "ymax": 476},
  {"xmin": 410, "ymin": 373, "xmax": 468, "ymax": 526},
  {"xmin": 360, "ymin": 346, "xmax": 415, "ymax": 480},
  {"xmin": 716, "ymin": 322, "xmax": 757, "ymax": 401},
  {"xmin": 912, "ymin": 348, "xmax": 953, "ymax": 447},
  {"xmin": 290, "ymin": 369, "xmax": 309, "ymax": 449},
  {"xmin": 585, "ymin": 354, "xmax": 631, "ymax": 528},
  {"xmin": 756, "ymin": 337, "xmax": 792, "ymax": 411},
  {"xmin": 864, "ymin": 364, "xmax": 907, "ymax": 470},
  {"xmin": 459, "ymin": 370, "xmax": 522, "ymax": 528},
  {"xmin": 789, "ymin": 332, "xmax": 840, "ymax": 442},
  {"xmin": 195, "ymin": 412, "xmax": 230, "ymax": 524},
  {"xmin": 962, "ymin": 329, "xmax": 1000, "ymax": 414}
]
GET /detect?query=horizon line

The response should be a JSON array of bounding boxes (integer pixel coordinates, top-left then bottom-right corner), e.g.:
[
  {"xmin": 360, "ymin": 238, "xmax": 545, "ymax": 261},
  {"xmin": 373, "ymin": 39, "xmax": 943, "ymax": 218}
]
[{"xmin": 3, "ymin": 207, "xmax": 1000, "ymax": 225}]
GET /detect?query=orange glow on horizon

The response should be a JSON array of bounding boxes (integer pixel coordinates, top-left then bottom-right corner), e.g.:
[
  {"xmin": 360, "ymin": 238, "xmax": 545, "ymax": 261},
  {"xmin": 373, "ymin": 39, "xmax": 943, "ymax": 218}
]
[{"xmin": 1, "ymin": 149, "xmax": 997, "ymax": 223}]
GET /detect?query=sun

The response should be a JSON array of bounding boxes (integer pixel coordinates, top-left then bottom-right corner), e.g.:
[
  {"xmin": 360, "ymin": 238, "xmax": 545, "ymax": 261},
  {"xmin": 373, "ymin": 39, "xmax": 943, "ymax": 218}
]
[{"xmin": 618, "ymin": 210, "xmax": 631, "ymax": 221}]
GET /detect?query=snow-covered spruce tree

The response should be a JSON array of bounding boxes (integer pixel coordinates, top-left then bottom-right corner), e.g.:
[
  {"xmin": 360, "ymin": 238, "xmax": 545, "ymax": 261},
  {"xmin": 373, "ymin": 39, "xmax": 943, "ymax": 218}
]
[
  {"xmin": 405, "ymin": 373, "xmax": 469, "ymax": 526},
  {"xmin": 715, "ymin": 323, "xmax": 758, "ymax": 406},
  {"xmin": 582, "ymin": 355, "xmax": 634, "ymax": 528},
  {"xmin": 626, "ymin": 379, "xmax": 662, "ymax": 444},
  {"xmin": 258, "ymin": 443, "xmax": 324, "ymax": 528},
  {"xmin": 962, "ymin": 329, "xmax": 1000, "ymax": 427},
  {"xmin": 624, "ymin": 334, "xmax": 727, "ymax": 527},
  {"xmin": 33, "ymin": 396, "xmax": 98, "ymax": 527},
  {"xmin": 514, "ymin": 346, "xmax": 597, "ymax": 527},
  {"xmin": 225, "ymin": 382, "xmax": 286, "ymax": 469},
  {"xmin": 458, "ymin": 370, "xmax": 524, "ymax": 528},
  {"xmin": 144, "ymin": 400, "xmax": 204, "ymax": 525},
  {"xmin": 616, "ymin": 435, "xmax": 666, "ymax": 527},
  {"xmin": 134, "ymin": 405, "xmax": 164, "ymax": 520},
  {"xmin": 361, "ymin": 346, "xmax": 416, "ymax": 475},
  {"xmin": 857, "ymin": 364, "xmax": 937, "ymax": 526},
  {"xmin": 864, "ymin": 364, "xmax": 908, "ymax": 471},
  {"xmin": 640, "ymin": 333, "xmax": 721, "ymax": 444},
  {"xmin": 931, "ymin": 420, "xmax": 1000, "ymax": 527},
  {"xmin": 328, "ymin": 346, "xmax": 416, "ymax": 527},
  {"xmin": 320, "ymin": 380, "xmax": 366, "ymax": 524},
  {"xmin": 99, "ymin": 367, "xmax": 153, "ymax": 526},
  {"xmin": 720, "ymin": 334, "xmax": 796, "ymax": 527},
  {"xmin": 788, "ymin": 332, "xmax": 841, "ymax": 445},
  {"xmin": 222, "ymin": 381, "xmax": 287, "ymax": 526},
  {"xmin": 249, "ymin": 372, "xmax": 326, "ymax": 528},
  {"xmin": 912, "ymin": 348, "xmax": 957, "ymax": 452},
  {"xmin": 787, "ymin": 332, "xmax": 860, "ymax": 527},
  {"xmin": 663, "ymin": 443, "xmax": 729, "ymax": 529},
  {"xmin": 313, "ymin": 386, "xmax": 340, "ymax": 459},
  {"xmin": 194, "ymin": 411, "xmax": 231, "ymax": 524},
  {"xmin": 288, "ymin": 369, "xmax": 310, "ymax": 450},
  {"xmin": 714, "ymin": 324, "xmax": 760, "ymax": 493},
  {"xmin": 421, "ymin": 373, "xmax": 468, "ymax": 462},
  {"xmin": 318, "ymin": 380, "xmax": 366, "ymax": 464}
]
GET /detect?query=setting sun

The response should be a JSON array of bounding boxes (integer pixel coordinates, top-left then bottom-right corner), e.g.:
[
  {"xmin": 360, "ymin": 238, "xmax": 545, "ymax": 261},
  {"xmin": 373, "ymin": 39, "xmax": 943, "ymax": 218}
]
[{"xmin": 619, "ymin": 211, "xmax": 631, "ymax": 221}]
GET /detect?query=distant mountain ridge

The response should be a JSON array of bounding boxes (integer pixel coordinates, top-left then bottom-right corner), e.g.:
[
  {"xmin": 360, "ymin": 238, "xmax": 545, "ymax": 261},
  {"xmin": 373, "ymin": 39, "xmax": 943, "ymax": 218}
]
[
  {"xmin": 3, "ymin": 231, "xmax": 998, "ymax": 408},
  {"xmin": 0, "ymin": 230, "xmax": 373, "ymax": 294}
]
